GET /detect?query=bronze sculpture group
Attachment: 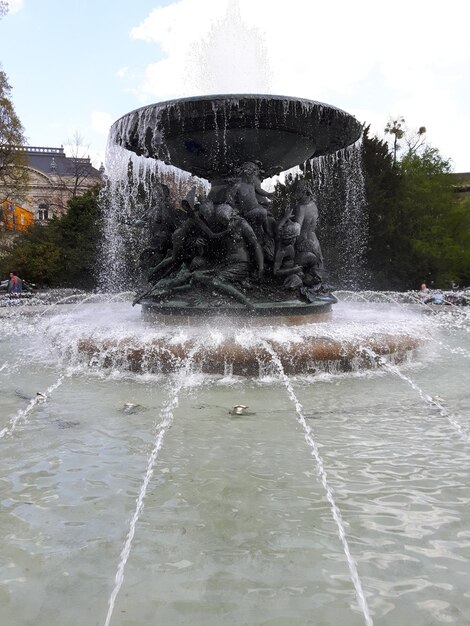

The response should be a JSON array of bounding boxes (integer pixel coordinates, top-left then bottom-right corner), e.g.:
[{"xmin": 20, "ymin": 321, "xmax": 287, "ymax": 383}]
[
  {"xmin": 134, "ymin": 161, "xmax": 332, "ymax": 310},
  {"xmin": 111, "ymin": 94, "xmax": 363, "ymax": 314}
]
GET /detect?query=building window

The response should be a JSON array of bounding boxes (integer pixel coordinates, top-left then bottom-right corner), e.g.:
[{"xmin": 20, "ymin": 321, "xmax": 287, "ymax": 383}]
[{"xmin": 37, "ymin": 204, "xmax": 49, "ymax": 221}]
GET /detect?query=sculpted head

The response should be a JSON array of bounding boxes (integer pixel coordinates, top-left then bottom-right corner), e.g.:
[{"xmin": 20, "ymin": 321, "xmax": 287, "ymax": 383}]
[
  {"xmin": 292, "ymin": 178, "xmax": 313, "ymax": 200},
  {"xmin": 198, "ymin": 200, "xmax": 215, "ymax": 224},
  {"xmin": 215, "ymin": 203, "xmax": 237, "ymax": 227},
  {"xmin": 237, "ymin": 161, "xmax": 260, "ymax": 182},
  {"xmin": 279, "ymin": 219, "xmax": 301, "ymax": 242}
]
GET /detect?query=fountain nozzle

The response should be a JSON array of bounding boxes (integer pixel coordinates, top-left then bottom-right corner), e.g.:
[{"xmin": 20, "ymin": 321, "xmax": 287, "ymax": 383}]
[{"xmin": 230, "ymin": 404, "xmax": 248, "ymax": 416}]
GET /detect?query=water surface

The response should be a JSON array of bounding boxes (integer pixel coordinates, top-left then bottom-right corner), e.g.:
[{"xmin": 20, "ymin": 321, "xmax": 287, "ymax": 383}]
[{"xmin": 1, "ymin": 295, "xmax": 469, "ymax": 625}]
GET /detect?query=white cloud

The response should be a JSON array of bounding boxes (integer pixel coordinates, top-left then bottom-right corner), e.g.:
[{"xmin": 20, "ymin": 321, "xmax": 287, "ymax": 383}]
[
  {"xmin": 117, "ymin": 66, "xmax": 129, "ymax": 79},
  {"xmin": 5, "ymin": 0, "xmax": 24, "ymax": 14},
  {"xmin": 127, "ymin": 0, "xmax": 470, "ymax": 170},
  {"xmin": 91, "ymin": 111, "xmax": 114, "ymax": 136}
]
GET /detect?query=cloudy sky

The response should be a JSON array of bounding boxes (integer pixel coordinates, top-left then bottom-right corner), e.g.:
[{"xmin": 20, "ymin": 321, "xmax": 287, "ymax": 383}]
[{"xmin": 1, "ymin": 0, "xmax": 469, "ymax": 171}]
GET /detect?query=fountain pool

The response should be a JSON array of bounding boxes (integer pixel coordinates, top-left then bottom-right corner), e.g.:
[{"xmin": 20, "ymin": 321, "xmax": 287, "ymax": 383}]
[{"xmin": 1, "ymin": 293, "xmax": 470, "ymax": 626}]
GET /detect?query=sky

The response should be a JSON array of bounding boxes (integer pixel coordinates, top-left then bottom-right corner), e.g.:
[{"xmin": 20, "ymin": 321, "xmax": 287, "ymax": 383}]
[{"xmin": 1, "ymin": 0, "xmax": 469, "ymax": 172}]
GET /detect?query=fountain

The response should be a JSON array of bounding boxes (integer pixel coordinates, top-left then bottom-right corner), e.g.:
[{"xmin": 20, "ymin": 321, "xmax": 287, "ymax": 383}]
[
  {"xmin": 2, "ymin": 12, "xmax": 470, "ymax": 626},
  {"xmin": 90, "ymin": 93, "xmax": 418, "ymax": 375},
  {"xmin": 110, "ymin": 93, "xmax": 362, "ymax": 317}
]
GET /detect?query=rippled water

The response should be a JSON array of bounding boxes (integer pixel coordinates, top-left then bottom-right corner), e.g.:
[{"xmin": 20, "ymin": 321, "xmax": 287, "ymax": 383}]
[{"xmin": 1, "ymin": 294, "xmax": 469, "ymax": 625}]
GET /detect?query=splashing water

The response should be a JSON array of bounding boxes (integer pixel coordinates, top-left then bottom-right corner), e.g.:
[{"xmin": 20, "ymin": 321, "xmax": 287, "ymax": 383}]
[
  {"xmin": 187, "ymin": 0, "xmax": 273, "ymax": 95},
  {"xmin": 433, "ymin": 338, "xmax": 470, "ymax": 360},
  {"xmin": 38, "ymin": 292, "xmax": 88, "ymax": 318},
  {"xmin": 261, "ymin": 340, "xmax": 374, "ymax": 626}
]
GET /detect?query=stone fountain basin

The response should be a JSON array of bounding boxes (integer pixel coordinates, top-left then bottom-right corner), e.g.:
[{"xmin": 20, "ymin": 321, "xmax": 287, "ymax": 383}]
[
  {"xmin": 77, "ymin": 333, "xmax": 420, "ymax": 377},
  {"xmin": 111, "ymin": 94, "xmax": 363, "ymax": 179}
]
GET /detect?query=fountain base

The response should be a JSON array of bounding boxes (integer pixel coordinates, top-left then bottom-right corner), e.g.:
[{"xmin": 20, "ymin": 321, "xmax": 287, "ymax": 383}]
[
  {"xmin": 141, "ymin": 296, "xmax": 335, "ymax": 325},
  {"xmin": 78, "ymin": 330, "xmax": 420, "ymax": 377}
]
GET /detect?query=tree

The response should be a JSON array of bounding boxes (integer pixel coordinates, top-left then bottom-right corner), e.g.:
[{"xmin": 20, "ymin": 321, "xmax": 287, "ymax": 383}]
[
  {"xmin": 441, "ymin": 195, "xmax": 470, "ymax": 286},
  {"xmin": 53, "ymin": 185, "xmax": 103, "ymax": 286},
  {"xmin": 364, "ymin": 120, "xmax": 470, "ymax": 289},
  {"xmin": 397, "ymin": 146, "xmax": 460, "ymax": 287},
  {"xmin": 61, "ymin": 132, "xmax": 95, "ymax": 199},
  {"xmin": 384, "ymin": 116, "xmax": 405, "ymax": 166},
  {"xmin": 0, "ymin": 186, "xmax": 103, "ymax": 287},
  {"xmin": 0, "ymin": 69, "xmax": 28, "ymax": 200},
  {"xmin": 1, "ymin": 4, "xmax": 27, "ymax": 196},
  {"xmin": 41, "ymin": 132, "xmax": 102, "ymax": 217},
  {"xmin": 384, "ymin": 116, "xmax": 426, "ymax": 165}
]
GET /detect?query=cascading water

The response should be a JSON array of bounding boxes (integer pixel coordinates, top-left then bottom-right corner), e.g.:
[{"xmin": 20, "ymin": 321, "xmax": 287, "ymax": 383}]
[
  {"xmin": 310, "ymin": 141, "xmax": 369, "ymax": 289},
  {"xmin": 99, "ymin": 145, "xmax": 201, "ymax": 292}
]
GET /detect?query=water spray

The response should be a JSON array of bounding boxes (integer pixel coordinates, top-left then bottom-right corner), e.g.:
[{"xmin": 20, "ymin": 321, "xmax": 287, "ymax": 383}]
[
  {"xmin": 361, "ymin": 346, "xmax": 470, "ymax": 443},
  {"xmin": 103, "ymin": 342, "xmax": 203, "ymax": 626},
  {"xmin": 261, "ymin": 340, "xmax": 374, "ymax": 626},
  {"xmin": 0, "ymin": 374, "xmax": 69, "ymax": 440}
]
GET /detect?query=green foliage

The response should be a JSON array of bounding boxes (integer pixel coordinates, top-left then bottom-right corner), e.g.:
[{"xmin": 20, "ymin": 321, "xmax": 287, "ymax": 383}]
[
  {"xmin": 398, "ymin": 147, "xmax": 454, "ymax": 285},
  {"xmin": 363, "ymin": 129, "xmax": 470, "ymax": 289},
  {"xmin": 0, "ymin": 186, "xmax": 102, "ymax": 288},
  {"xmin": 0, "ymin": 69, "xmax": 28, "ymax": 198}
]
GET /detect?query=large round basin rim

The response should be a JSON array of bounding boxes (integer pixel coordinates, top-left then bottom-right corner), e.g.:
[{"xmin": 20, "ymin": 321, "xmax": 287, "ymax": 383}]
[{"xmin": 112, "ymin": 93, "xmax": 358, "ymax": 127}]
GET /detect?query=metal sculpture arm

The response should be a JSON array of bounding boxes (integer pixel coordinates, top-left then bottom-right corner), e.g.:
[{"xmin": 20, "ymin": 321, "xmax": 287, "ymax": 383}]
[{"xmin": 241, "ymin": 220, "xmax": 264, "ymax": 278}]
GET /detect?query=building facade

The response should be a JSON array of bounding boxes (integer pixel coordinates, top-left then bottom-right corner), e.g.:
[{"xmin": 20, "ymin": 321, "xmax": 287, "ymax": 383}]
[
  {"xmin": 2, "ymin": 199, "xmax": 34, "ymax": 232},
  {"xmin": 1, "ymin": 146, "xmax": 103, "ymax": 228},
  {"xmin": 449, "ymin": 172, "xmax": 470, "ymax": 200}
]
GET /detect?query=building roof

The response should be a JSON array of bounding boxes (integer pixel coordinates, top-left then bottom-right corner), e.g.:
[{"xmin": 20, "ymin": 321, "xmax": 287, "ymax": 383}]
[{"xmin": 13, "ymin": 146, "xmax": 102, "ymax": 179}]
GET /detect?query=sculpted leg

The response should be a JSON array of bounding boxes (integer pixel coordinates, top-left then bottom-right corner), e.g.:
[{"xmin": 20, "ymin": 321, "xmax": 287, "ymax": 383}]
[{"xmin": 192, "ymin": 272, "xmax": 254, "ymax": 309}]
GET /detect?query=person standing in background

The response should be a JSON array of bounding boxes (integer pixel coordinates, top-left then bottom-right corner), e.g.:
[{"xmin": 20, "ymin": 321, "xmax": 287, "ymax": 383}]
[{"xmin": 7, "ymin": 271, "xmax": 22, "ymax": 297}]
